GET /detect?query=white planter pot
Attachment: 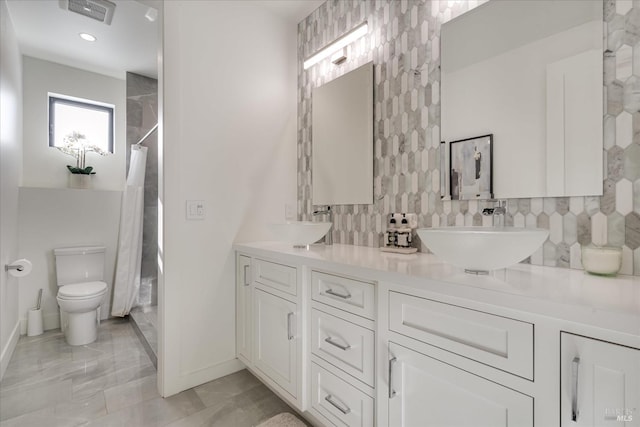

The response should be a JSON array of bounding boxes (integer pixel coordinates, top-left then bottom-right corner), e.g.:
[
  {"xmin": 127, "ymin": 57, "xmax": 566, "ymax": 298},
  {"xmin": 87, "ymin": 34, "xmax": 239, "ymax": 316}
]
[{"xmin": 68, "ymin": 173, "xmax": 93, "ymax": 189}]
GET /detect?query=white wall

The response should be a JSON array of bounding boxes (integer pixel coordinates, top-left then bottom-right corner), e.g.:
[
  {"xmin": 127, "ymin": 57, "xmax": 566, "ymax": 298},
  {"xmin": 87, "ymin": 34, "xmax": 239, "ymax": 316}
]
[
  {"xmin": 161, "ymin": 1, "xmax": 298, "ymax": 396},
  {"xmin": 17, "ymin": 187, "xmax": 121, "ymax": 333},
  {"xmin": 0, "ymin": 0, "xmax": 22, "ymax": 380},
  {"xmin": 22, "ymin": 56, "xmax": 126, "ymax": 191}
]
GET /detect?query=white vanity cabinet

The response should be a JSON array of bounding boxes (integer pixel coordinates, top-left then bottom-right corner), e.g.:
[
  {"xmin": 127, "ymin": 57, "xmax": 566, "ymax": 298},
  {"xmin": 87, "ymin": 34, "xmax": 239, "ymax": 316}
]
[
  {"xmin": 385, "ymin": 290, "xmax": 534, "ymax": 427},
  {"xmin": 308, "ymin": 270, "xmax": 376, "ymax": 427},
  {"xmin": 560, "ymin": 333, "xmax": 640, "ymax": 426},
  {"xmin": 388, "ymin": 342, "xmax": 533, "ymax": 427},
  {"xmin": 235, "ymin": 243, "xmax": 640, "ymax": 427},
  {"xmin": 235, "ymin": 253, "xmax": 303, "ymax": 408},
  {"xmin": 254, "ymin": 287, "xmax": 299, "ymax": 399},
  {"xmin": 388, "ymin": 291, "xmax": 534, "ymax": 380}
]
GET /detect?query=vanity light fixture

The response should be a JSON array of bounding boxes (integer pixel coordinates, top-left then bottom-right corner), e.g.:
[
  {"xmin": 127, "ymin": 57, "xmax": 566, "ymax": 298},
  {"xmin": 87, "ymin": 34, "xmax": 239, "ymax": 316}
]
[
  {"xmin": 79, "ymin": 32, "xmax": 97, "ymax": 42},
  {"xmin": 303, "ymin": 21, "xmax": 368, "ymax": 70}
]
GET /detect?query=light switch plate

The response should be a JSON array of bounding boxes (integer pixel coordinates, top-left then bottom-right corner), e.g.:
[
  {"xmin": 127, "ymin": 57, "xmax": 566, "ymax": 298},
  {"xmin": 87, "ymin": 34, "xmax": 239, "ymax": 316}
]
[{"xmin": 186, "ymin": 200, "xmax": 205, "ymax": 220}]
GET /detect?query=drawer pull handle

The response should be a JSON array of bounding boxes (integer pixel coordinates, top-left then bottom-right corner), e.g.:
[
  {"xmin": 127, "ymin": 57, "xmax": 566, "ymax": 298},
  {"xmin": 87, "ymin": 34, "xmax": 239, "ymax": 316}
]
[
  {"xmin": 243, "ymin": 265, "xmax": 250, "ymax": 286},
  {"xmin": 324, "ymin": 337, "xmax": 351, "ymax": 351},
  {"xmin": 325, "ymin": 394, "xmax": 351, "ymax": 415},
  {"xmin": 571, "ymin": 356, "xmax": 580, "ymax": 422},
  {"xmin": 287, "ymin": 312, "xmax": 294, "ymax": 340},
  {"xmin": 325, "ymin": 288, "xmax": 351, "ymax": 299},
  {"xmin": 389, "ymin": 356, "xmax": 397, "ymax": 398}
]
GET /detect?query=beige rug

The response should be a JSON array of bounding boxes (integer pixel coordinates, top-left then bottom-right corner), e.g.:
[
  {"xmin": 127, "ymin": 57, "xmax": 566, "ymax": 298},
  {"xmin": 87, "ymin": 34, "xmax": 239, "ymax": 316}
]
[{"xmin": 256, "ymin": 412, "xmax": 307, "ymax": 427}]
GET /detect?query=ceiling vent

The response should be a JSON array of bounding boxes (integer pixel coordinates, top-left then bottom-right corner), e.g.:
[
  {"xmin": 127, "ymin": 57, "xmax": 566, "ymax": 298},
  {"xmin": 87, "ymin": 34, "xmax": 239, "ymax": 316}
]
[{"xmin": 58, "ymin": 0, "xmax": 116, "ymax": 25}]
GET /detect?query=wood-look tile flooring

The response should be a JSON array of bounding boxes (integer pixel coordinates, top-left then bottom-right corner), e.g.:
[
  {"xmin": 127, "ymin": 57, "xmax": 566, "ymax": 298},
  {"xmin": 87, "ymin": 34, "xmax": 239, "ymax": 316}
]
[{"xmin": 0, "ymin": 319, "xmax": 304, "ymax": 426}]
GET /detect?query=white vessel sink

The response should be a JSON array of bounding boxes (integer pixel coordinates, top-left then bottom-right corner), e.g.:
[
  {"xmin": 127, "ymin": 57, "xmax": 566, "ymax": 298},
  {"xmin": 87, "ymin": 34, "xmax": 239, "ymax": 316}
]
[
  {"xmin": 268, "ymin": 221, "xmax": 332, "ymax": 247},
  {"xmin": 417, "ymin": 227, "xmax": 549, "ymax": 272}
]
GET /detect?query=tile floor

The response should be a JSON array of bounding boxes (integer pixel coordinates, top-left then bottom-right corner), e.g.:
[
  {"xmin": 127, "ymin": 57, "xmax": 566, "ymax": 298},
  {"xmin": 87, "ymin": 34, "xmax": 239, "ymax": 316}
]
[
  {"xmin": 130, "ymin": 305, "xmax": 158, "ymax": 368},
  {"xmin": 0, "ymin": 319, "xmax": 306, "ymax": 426}
]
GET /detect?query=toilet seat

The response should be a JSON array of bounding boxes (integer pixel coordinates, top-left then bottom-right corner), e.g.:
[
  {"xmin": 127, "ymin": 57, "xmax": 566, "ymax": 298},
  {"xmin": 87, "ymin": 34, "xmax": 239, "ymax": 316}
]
[{"xmin": 58, "ymin": 281, "xmax": 107, "ymax": 299}]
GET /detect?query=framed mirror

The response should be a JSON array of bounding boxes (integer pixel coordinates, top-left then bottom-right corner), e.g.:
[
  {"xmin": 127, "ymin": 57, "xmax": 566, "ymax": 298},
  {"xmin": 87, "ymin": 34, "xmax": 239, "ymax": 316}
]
[{"xmin": 441, "ymin": 0, "xmax": 603, "ymax": 199}]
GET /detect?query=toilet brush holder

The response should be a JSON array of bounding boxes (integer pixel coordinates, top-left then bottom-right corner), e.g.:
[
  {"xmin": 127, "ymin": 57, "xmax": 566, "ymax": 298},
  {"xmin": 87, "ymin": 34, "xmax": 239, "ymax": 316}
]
[{"xmin": 27, "ymin": 308, "xmax": 43, "ymax": 336}]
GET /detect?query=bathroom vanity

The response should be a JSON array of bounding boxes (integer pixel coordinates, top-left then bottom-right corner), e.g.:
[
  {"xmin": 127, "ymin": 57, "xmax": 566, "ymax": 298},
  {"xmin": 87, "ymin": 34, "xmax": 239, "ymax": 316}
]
[{"xmin": 234, "ymin": 242, "xmax": 640, "ymax": 427}]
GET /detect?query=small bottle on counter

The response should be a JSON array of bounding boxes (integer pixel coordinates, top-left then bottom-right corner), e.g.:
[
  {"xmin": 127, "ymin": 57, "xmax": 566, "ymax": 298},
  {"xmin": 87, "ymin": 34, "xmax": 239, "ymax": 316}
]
[{"xmin": 385, "ymin": 214, "xmax": 398, "ymax": 247}]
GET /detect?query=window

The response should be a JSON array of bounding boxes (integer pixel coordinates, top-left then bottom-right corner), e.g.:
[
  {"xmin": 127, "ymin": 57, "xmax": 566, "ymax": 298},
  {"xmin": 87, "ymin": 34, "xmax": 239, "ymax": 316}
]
[{"xmin": 48, "ymin": 94, "xmax": 114, "ymax": 153}]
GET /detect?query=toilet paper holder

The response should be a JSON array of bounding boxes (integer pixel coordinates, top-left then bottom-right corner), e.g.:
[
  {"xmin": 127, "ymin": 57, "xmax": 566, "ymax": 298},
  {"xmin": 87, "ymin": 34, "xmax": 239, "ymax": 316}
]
[{"xmin": 5, "ymin": 263, "xmax": 25, "ymax": 272}]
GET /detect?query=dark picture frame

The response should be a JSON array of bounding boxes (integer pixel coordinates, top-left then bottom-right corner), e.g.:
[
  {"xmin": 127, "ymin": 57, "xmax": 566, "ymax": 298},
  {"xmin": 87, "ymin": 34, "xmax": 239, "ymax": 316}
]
[{"xmin": 450, "ymin": 134, "xmax": 493, "ymax": 200}]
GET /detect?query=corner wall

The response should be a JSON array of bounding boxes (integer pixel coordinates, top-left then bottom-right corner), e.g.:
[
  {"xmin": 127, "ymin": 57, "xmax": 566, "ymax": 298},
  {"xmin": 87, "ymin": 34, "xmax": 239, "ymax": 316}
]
[
  {"xmin": 161, "ymin": 0, "xmax": 298, "ymax": 395},
  {"xmin": 0, "ymin": 0, "xmax": 22, "ymax": 379}
]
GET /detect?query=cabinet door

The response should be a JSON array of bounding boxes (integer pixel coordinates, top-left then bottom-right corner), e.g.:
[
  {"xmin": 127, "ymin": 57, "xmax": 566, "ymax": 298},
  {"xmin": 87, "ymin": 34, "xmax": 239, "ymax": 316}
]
[
  {"xmin": 253, "ymin": 288, "xmax": 298, "ymax": 398},
  {"xmin": 388, "ymin": 342, "xmax": 533, "ymax": 427},
  {"xmin": 236, "ymin": 255, "xmax": 252, "ymax": 364},
  {"xmin": 561, "ymin": 333, "xmax": 640, "ymax": 426}
]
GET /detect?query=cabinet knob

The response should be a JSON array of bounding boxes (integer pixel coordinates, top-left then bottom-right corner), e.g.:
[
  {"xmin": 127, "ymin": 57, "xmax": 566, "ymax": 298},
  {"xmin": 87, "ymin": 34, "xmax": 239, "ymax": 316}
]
[
  {"xmin": 243, "ymin": 265, "xmax": 250, "ymax": 286},
  {"xmin": 325, "ymin": 288, "xmax": 351, "ymax": 299},
  {"xmin": 389, "ymin": 356, "xmax": 397, "ymax": 398},
  {"xmin": 324, "ymin": 394, "xmax": 351, "ymax": 415},
  {"xmin": 325, "ymin": 336, "xmax": 351, "ymax": 351},
  {"xmin": 571, "ymin": 356, "xmax": 580, "ymax": 422},
  {"xmin": 287, "ymin": 312, "xmax": 295, "ymax": 340}
]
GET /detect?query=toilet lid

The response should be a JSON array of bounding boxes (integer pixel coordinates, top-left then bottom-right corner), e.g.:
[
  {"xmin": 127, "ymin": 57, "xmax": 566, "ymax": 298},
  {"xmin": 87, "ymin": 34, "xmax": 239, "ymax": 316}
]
[{"xmin": 58, "ymin": 281, "xmax": 107, "ymax": 299}]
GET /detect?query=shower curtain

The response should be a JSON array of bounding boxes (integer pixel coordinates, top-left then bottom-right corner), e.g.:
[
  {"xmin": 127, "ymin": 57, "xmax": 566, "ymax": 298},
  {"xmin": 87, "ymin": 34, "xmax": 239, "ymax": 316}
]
[{"xmin": 112, "ymin": 145, "xmax": 147, "ymax": 316}]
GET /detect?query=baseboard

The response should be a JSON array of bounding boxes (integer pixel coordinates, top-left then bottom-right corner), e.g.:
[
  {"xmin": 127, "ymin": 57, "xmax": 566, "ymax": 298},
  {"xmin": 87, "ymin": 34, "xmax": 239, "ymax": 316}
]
[
  {"xmin": 161, "ymin": 357, "xmax": 244, "ymax": 397},
  {"xmin": 0, "ymin": 320, "xmax": 20, "ymax": 381}
]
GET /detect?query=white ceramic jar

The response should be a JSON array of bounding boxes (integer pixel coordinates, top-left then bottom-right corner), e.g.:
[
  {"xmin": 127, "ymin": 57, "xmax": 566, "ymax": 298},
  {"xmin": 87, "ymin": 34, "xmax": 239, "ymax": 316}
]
[{"xmin": 581, "ymin": 245, "xmax": 622, "ymax": 276}]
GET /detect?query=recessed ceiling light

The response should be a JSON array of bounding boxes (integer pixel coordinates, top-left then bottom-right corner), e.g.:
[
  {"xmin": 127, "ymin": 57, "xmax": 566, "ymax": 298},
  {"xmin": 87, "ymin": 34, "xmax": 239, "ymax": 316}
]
[{"xmin": 79, "ymin": 33, "xmax": 97, "ymax": 42}]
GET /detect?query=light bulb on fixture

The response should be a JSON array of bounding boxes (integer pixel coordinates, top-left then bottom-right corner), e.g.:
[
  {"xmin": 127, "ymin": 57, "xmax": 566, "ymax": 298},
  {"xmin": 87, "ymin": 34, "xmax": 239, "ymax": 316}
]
[{"xmin": 79, "ymin": 33, "xmax": 97, "ymax": 42}]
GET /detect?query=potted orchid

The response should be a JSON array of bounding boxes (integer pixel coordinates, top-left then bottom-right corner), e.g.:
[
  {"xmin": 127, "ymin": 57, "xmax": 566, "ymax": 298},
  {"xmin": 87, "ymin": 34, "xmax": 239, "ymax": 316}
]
[{"xmin": 56, "ymin": 131, "xmax": 108, "ymax": 188}]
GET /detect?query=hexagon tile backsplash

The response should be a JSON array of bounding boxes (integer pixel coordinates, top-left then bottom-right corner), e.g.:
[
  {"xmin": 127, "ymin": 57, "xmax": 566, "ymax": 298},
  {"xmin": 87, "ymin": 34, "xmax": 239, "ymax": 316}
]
[{"xmin": 297, "ymin": 0, "xmax": 640, "ymax": 276}]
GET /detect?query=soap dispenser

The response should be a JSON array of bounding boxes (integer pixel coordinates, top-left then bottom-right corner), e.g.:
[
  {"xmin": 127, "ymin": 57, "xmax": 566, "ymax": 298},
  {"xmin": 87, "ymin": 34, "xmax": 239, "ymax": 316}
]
[
  {"xmin": 386, "ymin": 215, "xmax": 398, "ymax": 247},
  {"xmin": 396, "ymin": 214, "xmax": 412, "ymax": 248},
  {"xmin": 381, "ymin": 213, "xmax": 417, "ymax": 254}
]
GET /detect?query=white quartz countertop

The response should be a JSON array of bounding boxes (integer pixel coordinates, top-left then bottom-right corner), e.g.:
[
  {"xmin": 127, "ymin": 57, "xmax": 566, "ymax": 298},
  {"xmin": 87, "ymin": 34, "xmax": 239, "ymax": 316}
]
[{"xmin": 235, "ymin": 242, "xmax": 640, "ymax": 340}]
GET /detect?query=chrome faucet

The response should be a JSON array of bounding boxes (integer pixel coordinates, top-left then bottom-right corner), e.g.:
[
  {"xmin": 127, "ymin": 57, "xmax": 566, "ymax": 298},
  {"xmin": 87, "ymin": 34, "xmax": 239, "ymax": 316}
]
[
  {"xmin": 482, "ymin": 200, "xmax": 506, "ymax": 227},
  {"xmin": 313, "ymin": 205, "xmax": 333, "ymax": 245}
]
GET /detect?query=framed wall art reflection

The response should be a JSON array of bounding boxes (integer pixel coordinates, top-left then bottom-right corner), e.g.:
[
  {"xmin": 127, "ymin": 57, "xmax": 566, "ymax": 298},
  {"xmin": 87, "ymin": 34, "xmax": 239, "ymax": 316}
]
[{"xmin": 450, "ymin": 134, "xmax": 493, "ymax": 200}]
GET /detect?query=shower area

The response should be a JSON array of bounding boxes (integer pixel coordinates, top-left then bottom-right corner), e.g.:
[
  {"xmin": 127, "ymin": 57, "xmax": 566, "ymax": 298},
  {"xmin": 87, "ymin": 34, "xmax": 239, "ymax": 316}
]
[{"xmin": 124, "ymin": 72, "xmax": 159, "ymax": 364}]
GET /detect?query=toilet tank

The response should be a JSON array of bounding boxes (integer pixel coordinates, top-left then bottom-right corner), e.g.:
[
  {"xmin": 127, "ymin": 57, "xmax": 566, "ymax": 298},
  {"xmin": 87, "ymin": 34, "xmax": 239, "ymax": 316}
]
[{"xmin": 54, "ymin": 246, "xmax": 106, "ymax": 286}]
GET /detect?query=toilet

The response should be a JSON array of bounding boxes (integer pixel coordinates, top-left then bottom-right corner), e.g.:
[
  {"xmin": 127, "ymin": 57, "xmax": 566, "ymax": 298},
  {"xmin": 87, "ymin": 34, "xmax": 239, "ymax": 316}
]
[{"xmin": 54, "ymin": 246, "xmax": 108, "ymax": 346}]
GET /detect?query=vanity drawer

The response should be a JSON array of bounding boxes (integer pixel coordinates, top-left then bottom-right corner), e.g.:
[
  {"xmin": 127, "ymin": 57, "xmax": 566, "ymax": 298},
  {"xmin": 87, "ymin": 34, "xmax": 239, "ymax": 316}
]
[
  {"xmin": 311, "ymin": 271, "xmax": 375, "ymax": 319},
  {"xmin": 311, "ymin": 309, "xmax": 375, "ymax": 387},
  {"xmin": 253, "ymin": 258, "xmax": 297, "ymax": 296},
  {"xmin": 389, "ymin": 291, "xmax": 534, "ymax": 380},
  {"xmin": 310, "ymin": 363, "xmax": 374, "ymax": 427}
]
